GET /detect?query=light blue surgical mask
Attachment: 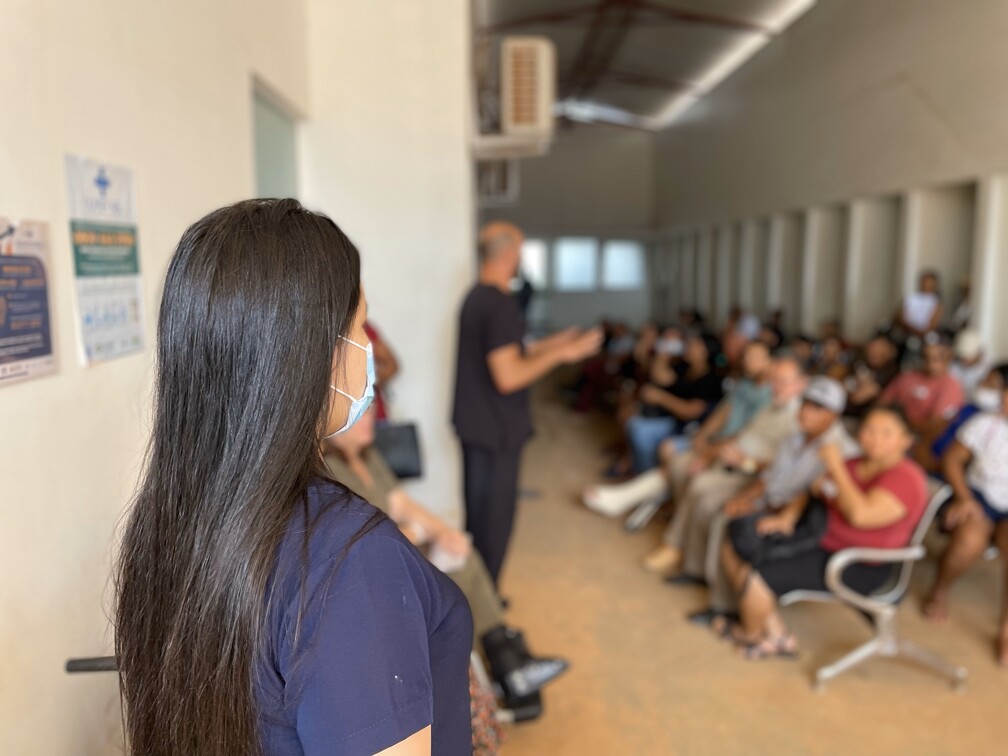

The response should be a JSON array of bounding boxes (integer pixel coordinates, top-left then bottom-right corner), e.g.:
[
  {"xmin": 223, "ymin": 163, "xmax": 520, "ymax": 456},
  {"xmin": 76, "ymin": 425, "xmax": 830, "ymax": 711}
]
[{"xmin": 325, "ymin": 336, "xmax": 376, "ymax": 437}]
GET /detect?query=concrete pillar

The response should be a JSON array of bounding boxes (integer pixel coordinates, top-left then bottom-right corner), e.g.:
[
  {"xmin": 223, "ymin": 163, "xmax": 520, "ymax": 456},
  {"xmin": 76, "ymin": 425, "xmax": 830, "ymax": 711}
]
[
  {"xmin": 737, "ymin": 220, "xmax": 759, "ymax": 312},
  {"xmin": 972, "ymin": 175, "xmax": 1008, "ymax": 360},
  {"xmin": 897, "ymin": 190, "xmax": 924, "ymax": 298},
  {"xmin": 713, "ymin": 224, "xmax": 736, "ymax": 330},
  {"xmin": 695, "ymin": 229, "xmax": 715, "ymax": 321},
  {"xmin": 801, "ymin": 206, "xmax": 847, "ymax": 334},
  {"xmin": 767, "ymin": 213, "xmax": 804, "ymax": 336},
  {"xmin": 679, "ymin": 233, "xmax": 697, "ymax": 310},
  {"xmin": 843, "ymin": 197, "xmax": 901, "ymax": 343}
]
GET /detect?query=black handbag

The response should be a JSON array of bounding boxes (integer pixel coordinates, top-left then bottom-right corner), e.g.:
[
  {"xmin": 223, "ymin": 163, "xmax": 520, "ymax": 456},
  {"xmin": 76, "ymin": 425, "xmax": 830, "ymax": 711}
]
[
  {"xmin": 373, "ymin": 422, "xmax": 424, "ymax": 480},
  {"xmin": 728, "ymin": 498, "xmax": 827, "ymax": 566}
]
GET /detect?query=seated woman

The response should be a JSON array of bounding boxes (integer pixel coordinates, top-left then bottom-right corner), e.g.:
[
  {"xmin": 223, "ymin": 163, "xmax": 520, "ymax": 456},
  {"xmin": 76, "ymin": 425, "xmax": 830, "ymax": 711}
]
[
  {"xmin": 719, "ymin": 405, "xmax": 928, "ymax": 659},
  {"xmin": 930, "ymin": 363, "xmax": 1008, "ymax": 461},
  {"xmin": 623, "ymin": 330, "xmax": 722, "ymax": 472},
  {"xmin": 323, "ymin": 407, "xmax": 568, "ymax": 703},
  {"xmin": 584, "ymin": 332, "xmax": 723, "ymax": 514},
  {"xmin": 923, "ymin": 377, "xmax": 1008, "ymax": 664}
]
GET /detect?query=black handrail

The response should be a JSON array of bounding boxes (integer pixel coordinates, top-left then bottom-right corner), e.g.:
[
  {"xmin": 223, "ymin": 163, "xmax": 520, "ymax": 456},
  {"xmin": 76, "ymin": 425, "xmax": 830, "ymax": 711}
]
[{"xmin": 66, "ymin": 656, "xmax": 118, "ymax": 673}]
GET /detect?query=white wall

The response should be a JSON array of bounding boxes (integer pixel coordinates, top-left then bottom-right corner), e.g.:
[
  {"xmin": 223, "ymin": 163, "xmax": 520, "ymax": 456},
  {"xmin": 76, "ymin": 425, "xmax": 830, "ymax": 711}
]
[
  {"xmin": 0, "ymin": 1, "xmax": 309, "ymax": 753},
  {"xmin": 483, "ymin": 127, "xmax": 656, "ymax": 329},
  {"xmin": 484, "ymin": 126, "xmax": 656, "ymax": 235},
  {"xmin": 300, "ymin": 0, "xmax": 473, "ymax": 521},
  {"xmin": 655, "ymin": 0, "xmax": 1008, "ymax": 226}
]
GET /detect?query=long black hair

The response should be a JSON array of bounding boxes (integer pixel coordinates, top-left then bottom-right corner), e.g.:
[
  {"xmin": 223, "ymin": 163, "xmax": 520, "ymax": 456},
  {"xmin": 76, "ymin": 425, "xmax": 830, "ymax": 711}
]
[{"xmin": 115, "ymin": 199, "xmax": 364, "ymax": 755}]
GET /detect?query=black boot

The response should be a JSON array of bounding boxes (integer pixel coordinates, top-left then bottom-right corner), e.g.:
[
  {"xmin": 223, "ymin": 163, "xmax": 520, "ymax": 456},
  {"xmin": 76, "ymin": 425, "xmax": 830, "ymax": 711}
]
[{"xmin": 481, "ymin": 626, "xmax": 569, "ymax": 701}]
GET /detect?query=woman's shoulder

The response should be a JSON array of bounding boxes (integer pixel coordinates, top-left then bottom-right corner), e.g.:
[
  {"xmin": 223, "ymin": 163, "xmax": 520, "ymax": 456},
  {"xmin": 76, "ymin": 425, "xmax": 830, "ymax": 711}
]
[
  {"xmin": 272, "ymin": 479, "xmax": 393, "ymax": 586},
  {"xmin": 877, "ymin": 458, "xmax": 929, "ymax": 503}
]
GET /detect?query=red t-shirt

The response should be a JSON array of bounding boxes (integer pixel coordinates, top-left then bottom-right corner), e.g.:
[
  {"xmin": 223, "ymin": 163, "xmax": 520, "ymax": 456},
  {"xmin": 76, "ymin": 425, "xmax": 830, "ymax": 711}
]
[
  {"xmin": 363, "ymin": 321, "xmax": 388, "ymax": 422},
  {"xmin": 880, "ymin": 372, "xmax": 963, "ymax": 427},
  {"xmin": 820, "ymin": 457, "xmax": 928, "ymax": 552}
]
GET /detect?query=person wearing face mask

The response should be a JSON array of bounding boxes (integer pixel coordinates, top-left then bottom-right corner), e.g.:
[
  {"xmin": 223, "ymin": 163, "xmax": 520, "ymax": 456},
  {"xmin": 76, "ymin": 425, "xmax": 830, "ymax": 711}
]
[
  {"xmin": 923, "ymin": 376, "xmax": 1008, "ymax": 665},
  {"xmin": 453, "ymin": 222, "xmax": 603, "ymax": 586},
  {"xmin": 931, "ymin": 364, "xmax": 1008, "ymax": 463},
  {"xmin": 116, "ymin": 200, "xmax": 472, "ymax": 756}
]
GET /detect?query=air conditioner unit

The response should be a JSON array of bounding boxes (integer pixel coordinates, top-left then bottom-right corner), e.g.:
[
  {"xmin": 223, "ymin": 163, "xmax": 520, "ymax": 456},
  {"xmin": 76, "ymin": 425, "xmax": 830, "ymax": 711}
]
[{"xmin": 473, "ymin": 36, "xmax": 556, "ymax": 160}]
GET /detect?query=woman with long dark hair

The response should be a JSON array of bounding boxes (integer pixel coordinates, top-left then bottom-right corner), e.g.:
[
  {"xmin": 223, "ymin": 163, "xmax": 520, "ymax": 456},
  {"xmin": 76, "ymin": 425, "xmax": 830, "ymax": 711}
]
[{"xmin": 115, "ymin": 199, "xmax": 472, "ymax": 755}]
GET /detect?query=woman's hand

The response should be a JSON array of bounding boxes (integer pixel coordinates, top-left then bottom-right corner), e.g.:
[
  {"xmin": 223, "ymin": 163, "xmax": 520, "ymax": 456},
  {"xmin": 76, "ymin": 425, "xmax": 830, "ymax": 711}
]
[
  {"xmin": 434, "ymin": 527, "xmax": 471, "ymax": 558},
  {"xmin": 724, "ymin": 496, "xmax": 756, "ymax": 519},
  {"xmin": 639, "ymin": 384, "xmax": 667, "ymax": 406},
  {"xmin": 943, "ymin": 496, "xmax": 982, "ymax": 529},
  {"xmin": 718, "ymin": 442, "xmax": 746, "ymax": 468},
  {"xmin": 817, "ymin": 442, "xmax": 845, "ymax": 472}
]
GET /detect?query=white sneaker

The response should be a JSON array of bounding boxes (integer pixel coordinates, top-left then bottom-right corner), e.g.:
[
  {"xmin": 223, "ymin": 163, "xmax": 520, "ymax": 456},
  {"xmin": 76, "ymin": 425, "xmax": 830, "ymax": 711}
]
[{"xmin": 582, "ymin": 488, "xmax": 639, "ymax": 518}]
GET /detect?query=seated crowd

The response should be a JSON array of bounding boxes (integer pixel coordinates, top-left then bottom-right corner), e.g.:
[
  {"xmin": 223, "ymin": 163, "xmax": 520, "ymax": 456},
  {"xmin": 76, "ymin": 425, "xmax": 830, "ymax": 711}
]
[{"xmin": 575, "ymin": 269, "xmax": 1008, "ymax": 666}]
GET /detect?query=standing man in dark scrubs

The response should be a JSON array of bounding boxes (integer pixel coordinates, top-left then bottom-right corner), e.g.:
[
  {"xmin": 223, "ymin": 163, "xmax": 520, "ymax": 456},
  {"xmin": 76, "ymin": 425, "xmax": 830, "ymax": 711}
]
[{"xmin": 453, "ymin": 221, "xmax": 603, "ymax": 585}]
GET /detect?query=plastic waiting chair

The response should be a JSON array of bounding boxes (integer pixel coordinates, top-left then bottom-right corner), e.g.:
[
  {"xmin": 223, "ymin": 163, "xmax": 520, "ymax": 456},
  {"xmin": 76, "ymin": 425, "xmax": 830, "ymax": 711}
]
[{"xmin": 779, "ymin": 482, "xmax": 968, "ymax": 690}]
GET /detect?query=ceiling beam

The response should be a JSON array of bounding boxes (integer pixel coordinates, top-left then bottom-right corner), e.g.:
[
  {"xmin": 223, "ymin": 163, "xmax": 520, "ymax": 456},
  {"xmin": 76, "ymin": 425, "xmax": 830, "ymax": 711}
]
[
  {"xmin": 478, "ymin": 4, "xmax": 599, "ymax": 34},
  {"xmin": 635, "ymin": 1, "xmax": 772, "ymax": 34},
  {"xmin": 563, "ymin": 0, "xmax": 638, "ymax": 99},
  {"xmin": 479, "ymin": 1, "xmax": 771, "ymax": 35},
  {"xmin": 605, "ymin": 69, "xmax": 694, "ymax": 92}
]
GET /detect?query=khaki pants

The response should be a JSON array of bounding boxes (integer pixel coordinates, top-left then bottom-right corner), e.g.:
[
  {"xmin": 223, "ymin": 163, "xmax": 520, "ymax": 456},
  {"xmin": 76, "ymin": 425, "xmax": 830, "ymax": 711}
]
[
  {"xmin": 663, "ymin": 465, "xmax": 754, "ymax": 578},
  {"xmin": 706, "ymin": 510, "xmax": 737, "ymax": 613},
  {"xmin": 445, "ymin": 550, "xmax": 505, "ymax": 645}
]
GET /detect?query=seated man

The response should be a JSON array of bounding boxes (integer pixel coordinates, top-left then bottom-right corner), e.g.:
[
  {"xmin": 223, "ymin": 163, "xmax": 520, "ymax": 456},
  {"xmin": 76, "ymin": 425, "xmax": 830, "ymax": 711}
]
[
  {"xmin": 322, "ymin": 408, "xmax": 568, "ymax": 705},
  {"xmin": 644, "ymin": 354, "xmax": 808, "ymax": 577},
  {"xmin": 583, "ymin": 340, "xmax": 771, "ymax": 519},
  {"xmin": 923, "ymin": 380, "xmax": 1008, "ymax": 665},
  {"xmin": 689, "ymin": 377, "xmax": 859, "ymax": 624},
  {"xmin": 880, "ymin": 332, "xmax": 964, "ymax": 469},
  {"xmin": 719, "ymin": 406, "xmax": 928, "ymax": 659}
]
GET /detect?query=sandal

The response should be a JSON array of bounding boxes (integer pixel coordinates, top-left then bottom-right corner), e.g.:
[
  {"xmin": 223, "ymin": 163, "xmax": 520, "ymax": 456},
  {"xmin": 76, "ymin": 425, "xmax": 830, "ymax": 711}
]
[
  {"xmin": 709, "ymin": 614, "xmax": 744, "ymax": 641},
  {"xmin": 736, "ymin": 632, "xmax": 799, "ymax": 661}
]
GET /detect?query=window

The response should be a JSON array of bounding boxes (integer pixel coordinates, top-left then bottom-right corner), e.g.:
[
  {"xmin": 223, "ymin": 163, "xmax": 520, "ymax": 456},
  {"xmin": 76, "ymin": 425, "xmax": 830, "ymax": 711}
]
[
  {"xmin": 521, "ymin": 238, "xmax": 549, "ymax": 289},
  {"xmin": 602, "ymin": 240, "xmax": 645, "ymax": 290},
  {"xmin": 554, "ymin": 237, "xmax": 599, "ymax": 291},
  {"xmin": 253, "ymin": 88, "xmax": 298, "ymax": 198}
]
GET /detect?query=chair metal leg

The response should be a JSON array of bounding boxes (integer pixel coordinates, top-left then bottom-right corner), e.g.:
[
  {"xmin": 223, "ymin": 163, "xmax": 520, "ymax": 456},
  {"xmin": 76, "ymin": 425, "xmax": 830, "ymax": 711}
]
[
  {"xmin": 815, "ymin": 637, "xmax": 884, "ymax": 686},
  {"xmin": 624, "ymin": 495, "xmax": 664, "ymax": 532},
  {"xmin": 897, "ymin": 639, "xmax": 969, "ymax": 689}
]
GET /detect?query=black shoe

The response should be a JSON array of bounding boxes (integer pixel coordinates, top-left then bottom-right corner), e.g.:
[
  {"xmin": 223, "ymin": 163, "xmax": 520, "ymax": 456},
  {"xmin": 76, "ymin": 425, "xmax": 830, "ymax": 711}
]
[
  {"xmin": 503, "ymin": 689, "xmax": 544, "ymax": 723},
  {"xmin": 503, "ymin": 657, "xmax": 569, "ymax": 698},
  {"xmin": 664, "ymin": 573, "xmax": 706, "ymax": 587},
  {"xmin": 482, "ymin": 626, "xmax": 570, "ymax": 698}
]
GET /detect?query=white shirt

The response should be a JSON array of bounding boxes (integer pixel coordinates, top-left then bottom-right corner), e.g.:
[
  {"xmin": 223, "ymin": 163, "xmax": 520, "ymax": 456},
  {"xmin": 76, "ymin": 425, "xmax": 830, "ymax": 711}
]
[
  {"xmin": 950, "ymin": 360, "xmax": 989, "ymax": 397},
  {"xmin": 958, "ymin": 412, "xmax": 1008, "ymax": 511},
  {"xmin": 761, "ymin": 421, "xmax": 860, "ymax": 507},
  {"xmin": 902, "ymin": 291, "xmax": 940, "ymax": 332}
]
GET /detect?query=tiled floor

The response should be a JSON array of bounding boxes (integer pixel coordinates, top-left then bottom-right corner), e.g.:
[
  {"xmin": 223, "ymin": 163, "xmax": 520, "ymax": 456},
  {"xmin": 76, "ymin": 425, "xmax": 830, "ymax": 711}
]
[{"xmin": 500, "ymin": 390, "xmax": 1005, "ymax": 755}]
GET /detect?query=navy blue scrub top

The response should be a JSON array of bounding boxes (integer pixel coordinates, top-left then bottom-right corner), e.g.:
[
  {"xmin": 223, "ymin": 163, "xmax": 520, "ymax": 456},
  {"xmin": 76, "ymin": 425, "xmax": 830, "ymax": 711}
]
[{"xmin": 256, "ymin": 479, "xmax": 473, "ymax": 755}]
